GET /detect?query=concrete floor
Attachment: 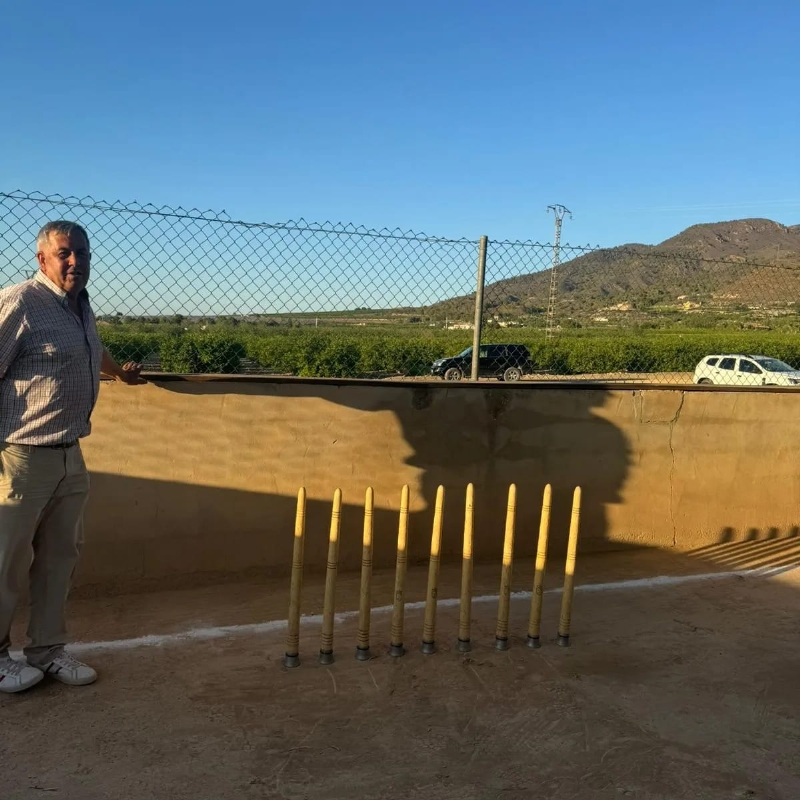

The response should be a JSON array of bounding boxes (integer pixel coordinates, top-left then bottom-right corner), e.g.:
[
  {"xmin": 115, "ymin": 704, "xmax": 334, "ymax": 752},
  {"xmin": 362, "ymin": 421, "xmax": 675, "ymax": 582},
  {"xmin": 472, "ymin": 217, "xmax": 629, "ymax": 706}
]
[{"xmin": 2, "ymin": 545, "xmax": 800, "ymax": 800}]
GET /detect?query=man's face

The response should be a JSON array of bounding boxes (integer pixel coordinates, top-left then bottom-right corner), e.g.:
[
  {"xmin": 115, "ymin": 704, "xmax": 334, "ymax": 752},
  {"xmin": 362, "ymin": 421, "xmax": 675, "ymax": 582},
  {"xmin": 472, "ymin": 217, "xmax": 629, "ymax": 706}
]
[{"xmin": 36, "ymin": 230, "xmax": 91, "ymax": 297}]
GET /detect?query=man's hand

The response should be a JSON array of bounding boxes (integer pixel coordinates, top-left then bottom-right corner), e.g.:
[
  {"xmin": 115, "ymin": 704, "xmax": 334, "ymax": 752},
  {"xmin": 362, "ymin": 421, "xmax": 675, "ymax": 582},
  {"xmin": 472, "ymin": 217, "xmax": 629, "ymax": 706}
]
[
  {"xmin": 118, "ymin": 361, "xmax": 146, "ymax": 385},
  {"xmin": 101, "ymin": 348, "xmax": 147, "ymax": 384}
]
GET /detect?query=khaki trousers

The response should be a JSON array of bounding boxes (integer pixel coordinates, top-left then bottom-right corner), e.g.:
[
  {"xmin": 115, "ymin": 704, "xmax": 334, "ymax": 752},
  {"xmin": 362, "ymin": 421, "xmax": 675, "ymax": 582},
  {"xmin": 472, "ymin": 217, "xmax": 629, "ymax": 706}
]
[{"xmin": 0, "ymin": 442, "xmax": 89, "ymax": 667}]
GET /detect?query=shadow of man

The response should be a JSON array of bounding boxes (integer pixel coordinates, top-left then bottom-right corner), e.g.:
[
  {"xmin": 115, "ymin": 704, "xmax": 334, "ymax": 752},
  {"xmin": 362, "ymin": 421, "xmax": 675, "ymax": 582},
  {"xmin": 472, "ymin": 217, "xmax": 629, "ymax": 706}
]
[{"xmin": 141, "ymin": 379, "xmax": 632, "ymax": 572}]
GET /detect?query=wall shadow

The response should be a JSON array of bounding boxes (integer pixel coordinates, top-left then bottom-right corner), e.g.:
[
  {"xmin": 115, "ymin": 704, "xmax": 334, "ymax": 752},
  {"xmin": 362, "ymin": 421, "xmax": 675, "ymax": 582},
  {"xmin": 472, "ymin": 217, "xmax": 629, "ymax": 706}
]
[
  {"xmin": 76, "ymin": 378, "xmax": 800, "ymax": 592},
  {"xmin": 152, "ymin": 381, "xmax": 631, "ymax": 559},
  {"xmin": 76, "ymin": 379, "xmax": 634, "ymax": 590}
]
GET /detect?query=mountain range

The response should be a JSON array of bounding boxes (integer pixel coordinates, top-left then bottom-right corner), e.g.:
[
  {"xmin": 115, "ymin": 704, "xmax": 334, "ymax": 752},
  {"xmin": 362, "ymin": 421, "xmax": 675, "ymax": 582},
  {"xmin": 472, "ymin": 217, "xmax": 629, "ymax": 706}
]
[{"xmin": 430, "ymin": 219, "xmax": 800, "ymax": 322}]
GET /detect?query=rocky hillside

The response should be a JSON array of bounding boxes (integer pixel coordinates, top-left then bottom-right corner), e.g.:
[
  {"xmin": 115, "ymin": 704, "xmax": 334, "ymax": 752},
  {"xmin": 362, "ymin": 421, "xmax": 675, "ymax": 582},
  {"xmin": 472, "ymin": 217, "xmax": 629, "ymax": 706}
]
[{"xmin": 430, "ymin": 219, "xmax": 800, "ymax": 321}]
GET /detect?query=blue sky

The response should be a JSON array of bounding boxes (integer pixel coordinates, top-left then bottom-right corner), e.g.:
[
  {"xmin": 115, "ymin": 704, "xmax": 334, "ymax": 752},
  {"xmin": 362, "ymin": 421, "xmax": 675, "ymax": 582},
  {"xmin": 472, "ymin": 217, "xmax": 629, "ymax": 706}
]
[{"xmin": 1, "ymin": 0, "xmax": 798, "ymax": 252}]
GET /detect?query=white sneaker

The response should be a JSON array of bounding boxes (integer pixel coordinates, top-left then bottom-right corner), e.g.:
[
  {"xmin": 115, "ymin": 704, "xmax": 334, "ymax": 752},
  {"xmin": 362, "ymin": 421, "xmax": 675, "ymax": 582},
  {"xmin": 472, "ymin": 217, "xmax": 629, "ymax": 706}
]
[
  {"xmin": 0, "ymin": 656, "xmax": 44, "ymax": 694},
  {"xmin": 42, "ymin": 651, "xmax": 97, "ymax": 686}
]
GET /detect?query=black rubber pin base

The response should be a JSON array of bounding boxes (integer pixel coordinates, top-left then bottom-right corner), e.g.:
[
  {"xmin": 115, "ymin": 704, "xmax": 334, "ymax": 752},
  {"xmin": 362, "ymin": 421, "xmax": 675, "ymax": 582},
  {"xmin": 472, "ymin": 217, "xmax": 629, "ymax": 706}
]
[
  {"xmin": 457, "ymin": 638, "xmax": 472, "ymax": 653},
  {"xmin": 526, "ymin": 635, "xmax": 541, "ymax": 650},
  {"xmin": 389, "ymin": 643, "xmax": 405, "ymax": 658},
  {"xmin": 494, "ymin": 637, "xmax": 510, "ymax": 652},
  {"xmin": 421, "ymin": 640, "xmax": 436, "ymax": 655},
  {"xmin": 355, "ymin": 646, "xmax": 371, "ymax": 661},
  {"xmin": 557, "ymin": 633, "xmax": 570, "ymax": 647},
  {"xmin": 319, "ymin": 650, "xmax": 335, "ymax": 665},
  {"xmin": 283, "ymin": 653, "xmax": 300, "ymax": 668}
]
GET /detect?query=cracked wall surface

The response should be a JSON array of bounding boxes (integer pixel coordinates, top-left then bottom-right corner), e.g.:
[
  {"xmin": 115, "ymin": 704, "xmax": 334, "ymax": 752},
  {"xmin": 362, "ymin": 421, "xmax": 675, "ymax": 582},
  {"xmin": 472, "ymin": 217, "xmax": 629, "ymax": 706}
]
[{"xmin": 74, "ymin": 380, "xmax": 800, "ymax": 590}]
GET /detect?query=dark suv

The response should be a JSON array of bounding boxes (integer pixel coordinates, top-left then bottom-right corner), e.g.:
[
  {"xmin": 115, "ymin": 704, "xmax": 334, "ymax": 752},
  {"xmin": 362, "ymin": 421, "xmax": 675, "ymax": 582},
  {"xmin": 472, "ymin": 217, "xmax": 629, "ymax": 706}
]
[{"xmin": 431, "ymin": 344, "xmax": 534, "ymax": 382}]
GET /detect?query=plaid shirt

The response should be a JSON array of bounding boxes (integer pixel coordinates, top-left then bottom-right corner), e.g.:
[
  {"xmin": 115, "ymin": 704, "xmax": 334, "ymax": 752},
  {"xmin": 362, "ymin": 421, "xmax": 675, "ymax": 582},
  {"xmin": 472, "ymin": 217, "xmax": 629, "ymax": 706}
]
[{"xmin": 0, "ymin": 271, "xmax": 103, "ymax": 445}]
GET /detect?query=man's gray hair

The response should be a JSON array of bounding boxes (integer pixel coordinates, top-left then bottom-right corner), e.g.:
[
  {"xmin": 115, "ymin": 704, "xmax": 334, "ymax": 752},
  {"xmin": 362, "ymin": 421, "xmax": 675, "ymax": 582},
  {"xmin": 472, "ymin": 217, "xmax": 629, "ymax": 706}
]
[{"xmin": 36, "ymin": 220, "xmax": 90, "ymax": 251}]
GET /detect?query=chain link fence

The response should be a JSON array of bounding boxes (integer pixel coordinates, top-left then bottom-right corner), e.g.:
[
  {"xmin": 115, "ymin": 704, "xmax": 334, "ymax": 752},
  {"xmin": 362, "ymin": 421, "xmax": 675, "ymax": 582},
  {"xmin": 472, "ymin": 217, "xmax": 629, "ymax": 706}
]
[{"xmin": 2, "ymin": 189, "xmax": 799, "ymax": 386}]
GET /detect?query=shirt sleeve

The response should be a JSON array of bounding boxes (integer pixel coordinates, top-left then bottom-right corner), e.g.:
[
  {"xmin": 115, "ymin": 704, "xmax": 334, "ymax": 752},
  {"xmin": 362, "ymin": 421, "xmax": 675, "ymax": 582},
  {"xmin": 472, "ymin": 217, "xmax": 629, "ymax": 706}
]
[{"xmin": 0, "ymin": 296, "xmax": 25, "ymax": 380}]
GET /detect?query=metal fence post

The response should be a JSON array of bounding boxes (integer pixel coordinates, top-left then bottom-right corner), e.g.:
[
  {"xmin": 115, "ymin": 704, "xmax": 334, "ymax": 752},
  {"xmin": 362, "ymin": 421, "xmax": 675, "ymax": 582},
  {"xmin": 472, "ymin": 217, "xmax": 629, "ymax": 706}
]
[{"xmin": 471, "ymin": 235, "xmax": 488, "ymax": 381}]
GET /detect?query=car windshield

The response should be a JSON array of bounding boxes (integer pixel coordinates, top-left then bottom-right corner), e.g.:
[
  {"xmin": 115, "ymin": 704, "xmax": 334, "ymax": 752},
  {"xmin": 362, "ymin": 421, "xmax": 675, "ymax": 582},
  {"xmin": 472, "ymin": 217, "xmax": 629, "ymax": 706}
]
[
  {"xmin": 754, "ymin": 357, "xmax": 795, "ymax": 373},
  {"xmin": 457, "ymin": 347, "xmax": 472, "ymax": 358}
]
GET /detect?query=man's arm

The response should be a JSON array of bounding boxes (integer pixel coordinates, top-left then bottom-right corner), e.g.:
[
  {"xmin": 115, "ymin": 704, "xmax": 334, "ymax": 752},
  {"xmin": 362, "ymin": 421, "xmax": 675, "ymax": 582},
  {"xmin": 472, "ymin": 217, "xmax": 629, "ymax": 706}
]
[
  {"xmin": 101, "ymin": 347, "xmax": 145, "ymax": 384},
  {"xmin": 0, "ymin": 298, "xmax": 24, "ymax": 380}
]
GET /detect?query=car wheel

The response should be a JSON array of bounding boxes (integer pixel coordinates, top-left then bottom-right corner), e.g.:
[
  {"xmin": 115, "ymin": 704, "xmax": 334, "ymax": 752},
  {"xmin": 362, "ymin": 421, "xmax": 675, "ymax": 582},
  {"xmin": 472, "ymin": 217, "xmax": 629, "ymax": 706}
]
[
  {"xmin": 503, "ymin": 367, "xmax": 522, "ymax": 382},
  {"xmin": 697, "ymin": 378, "xmax": 713, "ymax": 385},
  {"xmin": 443, "ymin": 366, "xmax": 463, "ymax": 381}
]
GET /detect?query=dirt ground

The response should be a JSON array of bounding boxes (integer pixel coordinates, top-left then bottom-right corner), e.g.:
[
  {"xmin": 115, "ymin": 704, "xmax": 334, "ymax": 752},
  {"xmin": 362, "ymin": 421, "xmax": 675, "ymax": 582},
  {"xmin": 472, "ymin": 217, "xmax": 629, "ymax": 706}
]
[{"xmin": 2, "ymin": 547, "xmax": 800, "ymax": 800}]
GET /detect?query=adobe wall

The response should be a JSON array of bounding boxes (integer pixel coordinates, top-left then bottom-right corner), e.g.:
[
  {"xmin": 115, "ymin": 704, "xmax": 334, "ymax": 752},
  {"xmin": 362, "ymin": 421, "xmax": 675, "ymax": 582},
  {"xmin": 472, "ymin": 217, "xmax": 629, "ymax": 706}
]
[{"xmin": 75, "ymin": 378, "xmax": 800, "ymax": 591}]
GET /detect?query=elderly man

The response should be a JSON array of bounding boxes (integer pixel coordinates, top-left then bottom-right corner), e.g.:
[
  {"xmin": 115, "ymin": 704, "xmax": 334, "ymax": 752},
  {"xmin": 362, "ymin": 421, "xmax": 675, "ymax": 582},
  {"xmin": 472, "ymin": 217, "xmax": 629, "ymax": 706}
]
[{"xmin": 0, "ymin": 220, "xmax": 142, "ymax": 694}]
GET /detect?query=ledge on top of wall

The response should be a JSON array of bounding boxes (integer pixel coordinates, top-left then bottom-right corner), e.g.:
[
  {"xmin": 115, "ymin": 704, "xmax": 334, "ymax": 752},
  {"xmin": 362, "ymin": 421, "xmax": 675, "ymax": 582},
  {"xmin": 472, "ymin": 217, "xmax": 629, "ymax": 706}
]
[{"xmin": 104, "ymin": 374, "xmax": 800, "ymax": 394}]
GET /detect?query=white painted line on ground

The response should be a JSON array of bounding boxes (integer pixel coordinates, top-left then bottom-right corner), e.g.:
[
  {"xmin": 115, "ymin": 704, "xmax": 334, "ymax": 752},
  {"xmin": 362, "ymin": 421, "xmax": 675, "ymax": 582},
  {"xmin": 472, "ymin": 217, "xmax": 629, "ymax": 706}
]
[{"xmin": 10, "ymin": 564, "xmax": 795, "ymax": 656}]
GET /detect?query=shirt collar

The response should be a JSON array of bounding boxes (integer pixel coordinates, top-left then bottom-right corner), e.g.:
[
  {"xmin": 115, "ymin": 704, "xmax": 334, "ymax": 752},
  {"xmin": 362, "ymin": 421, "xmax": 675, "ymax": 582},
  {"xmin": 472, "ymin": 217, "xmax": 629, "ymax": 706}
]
[{"xmin": 34, "ymin": 270, "xmax": 90, "ymax": 307}]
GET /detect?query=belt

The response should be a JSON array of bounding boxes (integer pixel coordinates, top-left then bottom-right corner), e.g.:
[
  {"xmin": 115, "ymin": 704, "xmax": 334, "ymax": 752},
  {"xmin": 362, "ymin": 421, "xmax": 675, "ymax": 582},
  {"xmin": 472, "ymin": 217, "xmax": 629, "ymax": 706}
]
[{"xmin": 3, "ymin": 441, "xmax": 79, "ymax": 450}]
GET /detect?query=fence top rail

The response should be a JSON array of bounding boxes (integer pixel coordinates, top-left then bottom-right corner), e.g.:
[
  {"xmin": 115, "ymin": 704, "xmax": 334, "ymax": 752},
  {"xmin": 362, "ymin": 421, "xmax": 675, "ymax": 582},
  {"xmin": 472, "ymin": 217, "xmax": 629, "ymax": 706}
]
[{"xmin": 1, "ymin": 190, "xmax": 478, "ymax": 246}]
